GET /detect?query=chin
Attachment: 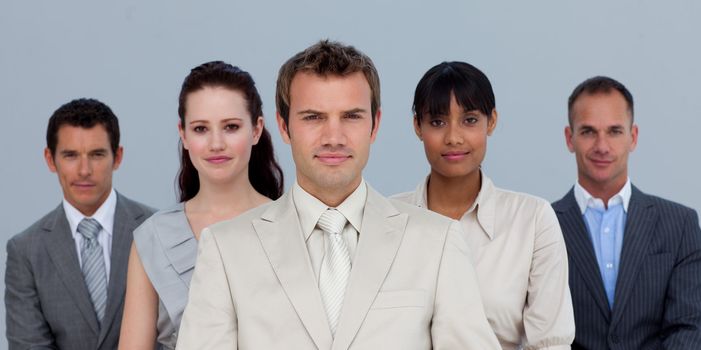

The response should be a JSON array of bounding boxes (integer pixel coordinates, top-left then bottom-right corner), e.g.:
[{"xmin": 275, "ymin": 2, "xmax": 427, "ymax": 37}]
[{"xmin": 435, "ymin": 166, "xmax": 476, "ymax": 179}]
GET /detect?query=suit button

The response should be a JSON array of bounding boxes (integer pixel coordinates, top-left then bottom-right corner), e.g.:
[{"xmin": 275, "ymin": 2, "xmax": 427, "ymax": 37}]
[{"xmin": 610, "ymin": 334, "xmax": 620, "ymax": 344}]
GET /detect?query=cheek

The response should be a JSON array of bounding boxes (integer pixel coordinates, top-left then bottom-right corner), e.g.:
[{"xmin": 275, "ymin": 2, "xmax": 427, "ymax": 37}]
[
  {"xmin": 227, "ymin": 134, "xmax": 255, "ymax": 156},
  {"xmin": 420, "ymin": 133, "xmax": 444, "ymax": 154},
  {"xmin": 184, "ymin": 137, "xmax": 209, "ymax": 157},
  {"xmin": 55, "ymin": 162, "xmax": 75, "ymax": 180}
]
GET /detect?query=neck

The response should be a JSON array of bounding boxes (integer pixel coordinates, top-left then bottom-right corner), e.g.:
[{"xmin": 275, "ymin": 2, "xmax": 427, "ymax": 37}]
[
  {"xmin": 298, "ymin": 178, "xmax": 361, "ymax": 208},
  {"xmin": 187, "ymin": 173, "xmax": 264, "ymax": 215},
  {"xmin": 426, "ymin": 170, "xmax": 481, "ymax": 220}
]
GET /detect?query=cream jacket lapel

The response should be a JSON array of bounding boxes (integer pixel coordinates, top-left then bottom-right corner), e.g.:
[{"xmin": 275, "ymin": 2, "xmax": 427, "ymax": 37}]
[
  {"xmin": 332, "ymin": 186, "xmax": 407, "ymax": 350},
  {"xmin": 253, "ymin": 191, "xmax": 334, "ymax": 350}
]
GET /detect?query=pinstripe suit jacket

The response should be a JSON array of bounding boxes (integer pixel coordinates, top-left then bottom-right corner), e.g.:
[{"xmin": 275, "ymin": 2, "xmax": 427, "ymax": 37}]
[
  {"xmin": 5, "ymin": 193, "xmax": 154, "ymax": 350},
  {"xmin": 552, "ymin": 186, "xmax": 701, "ymax": 350}
]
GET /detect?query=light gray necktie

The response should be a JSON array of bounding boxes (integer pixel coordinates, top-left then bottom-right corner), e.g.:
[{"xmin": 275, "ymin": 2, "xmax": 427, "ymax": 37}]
[
  {"xmin": 318, "ymin": 208, "xmax": 351, "ymax": 336},
  {"xmin": 78, "ymin": 218, "xmax": 107, "ymax": 327}
]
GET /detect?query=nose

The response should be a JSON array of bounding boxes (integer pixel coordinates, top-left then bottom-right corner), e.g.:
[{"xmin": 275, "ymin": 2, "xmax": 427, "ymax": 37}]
[
  {"xmin": 78, "ymin": 156, "xmax": 92, "ymax": 177},
  {"xmin": 320, "ymin": 117, "xmax": 347, "ymax": 147},
  {"xmin": 209, "ymin": 130, "xmax": 225, "ymax": 151},
  {"xmin": 444, "ymin": 122, "xmax": 463, "ymax": 145},
  {"xmin": 593, "ymin": 134, "xmax": 610, "ymax": 154}
]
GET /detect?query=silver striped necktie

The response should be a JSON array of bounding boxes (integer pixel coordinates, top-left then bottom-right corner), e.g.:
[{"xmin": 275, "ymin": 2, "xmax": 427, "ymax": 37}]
[
  {"xmin": 77, "ymin": 218, "xmax": 107, "ymax": 327},
  {"xmin": 318, "ymin": 208, "xmax": 351, "ymax": 336}
]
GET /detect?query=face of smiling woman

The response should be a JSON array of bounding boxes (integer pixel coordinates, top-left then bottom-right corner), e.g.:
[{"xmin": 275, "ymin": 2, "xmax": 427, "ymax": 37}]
[
  {"xmin": 415, "ymin": 93, "xmax": 497, "ymax": 182},
  {"xmin": 179, "ymin": 86, "xmax": 263, "ymax": 187}
]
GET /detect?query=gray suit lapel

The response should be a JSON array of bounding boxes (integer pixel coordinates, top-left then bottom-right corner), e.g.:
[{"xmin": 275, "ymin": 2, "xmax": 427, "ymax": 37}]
[
  {"xmin": 332, "ymin": 187, "xmax": 407, "ymax": 350},
  {"xmin": 611, "ymin": 186, "xmax": 656, "ymax": 327},
  {"xmin": 42, "ymin": 205, "xmax": 101, "ymax": 335},
  {"xmin": 554, "ymin": 190, "xmax": 611, "ymax": 321},
  {"xmin": 253, "ymin": 192, "xmax": 334, "ymax": 350}
]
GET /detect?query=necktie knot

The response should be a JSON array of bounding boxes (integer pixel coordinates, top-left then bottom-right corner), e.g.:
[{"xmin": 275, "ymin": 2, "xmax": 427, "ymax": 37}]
[
  {"xmin": 318, "ymin": 209, "xmax": 347, "ymax": 235},
  {"xmin": 78, "ymin": 218, "xmax": 102, "ymax": 241}
]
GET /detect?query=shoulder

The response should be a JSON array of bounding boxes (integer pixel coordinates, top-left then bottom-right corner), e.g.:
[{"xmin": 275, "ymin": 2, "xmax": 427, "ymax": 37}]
[
  {"xmin": 390, "ymin": 190, "xmax": 418, "ymax": 205},
  {"xmin": 494, "ymin": 186, "xmax": 550, "ymax": 210},
  {"xmin": 488, "ymin": 185, "xmax": 557, "ymax": 222},
  {"xmin": 551, "ymin": 188, "xmax": 577, "ymax": 213},
  {"xmin": 133, "ymin": 204, "xmax": 186, "ymax": 241},
  {"xmin": 207, "ymin": 200, "xmax": 275, "ymax": 235},
  {"xmin": 116, "ymin": 192, "xmax": 157, "ymax": 218},
  {"xmin": 636, "ymin": 188, "xmax": 696, "ymax": 216},
  {"xmin": 388, "ymin": 197, "xmax": 455, "ymax": 229},
  {"xmin": 9, "ymin": 205, "xmax": 62, "ymax": 248}
]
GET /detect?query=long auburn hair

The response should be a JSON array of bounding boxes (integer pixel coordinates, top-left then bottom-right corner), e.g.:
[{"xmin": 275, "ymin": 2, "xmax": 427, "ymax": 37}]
[{"xmin": 177, "ymin": 61, "xmax": 284, "ymax": 202}]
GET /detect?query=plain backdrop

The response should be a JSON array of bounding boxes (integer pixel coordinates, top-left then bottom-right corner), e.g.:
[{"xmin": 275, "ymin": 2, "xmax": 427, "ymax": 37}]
[{"xmin": 1, "ymin": 0, "xmax": 700, "ymax": 346}]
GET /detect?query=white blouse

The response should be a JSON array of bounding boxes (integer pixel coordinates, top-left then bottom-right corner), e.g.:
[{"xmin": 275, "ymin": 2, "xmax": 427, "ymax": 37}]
[{"xmin": 393, "ymin": 174, "xmax": 575, "ymax": 350}]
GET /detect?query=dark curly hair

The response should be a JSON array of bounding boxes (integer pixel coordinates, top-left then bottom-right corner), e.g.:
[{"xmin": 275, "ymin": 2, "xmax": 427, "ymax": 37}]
[{"xmin": 46, "ymin": 98, "xmax": 120, "ymax": 157}]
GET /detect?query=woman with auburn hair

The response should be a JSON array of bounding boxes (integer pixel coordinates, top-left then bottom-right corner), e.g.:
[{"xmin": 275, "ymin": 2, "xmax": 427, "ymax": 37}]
[
  {"xmin": 119, "ymin": 61, "xmax": 283, "ymax": 350},
  {"xmin": 394, "ymin": 61, "xmax": 575, "ymax": 349}
]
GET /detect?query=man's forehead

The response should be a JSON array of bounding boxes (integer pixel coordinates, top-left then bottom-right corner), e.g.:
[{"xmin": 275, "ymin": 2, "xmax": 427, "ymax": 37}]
[
  {"xmin": 56, "ymin": 125, "xmax": 111, "ymax": 147},
  {"xmin": 289, "ymin": 72, "xmax": 371, "ymax": 109}
]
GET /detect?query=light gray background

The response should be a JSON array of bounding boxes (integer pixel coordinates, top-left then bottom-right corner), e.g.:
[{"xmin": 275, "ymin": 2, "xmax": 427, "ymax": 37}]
[{"xmin": 1, "ymin": 0, "xmax": 699, "ymax": 346}]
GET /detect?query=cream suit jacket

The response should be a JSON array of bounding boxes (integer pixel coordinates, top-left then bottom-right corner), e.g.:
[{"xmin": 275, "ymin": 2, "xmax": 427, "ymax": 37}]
[{"xmin": 176, "ymin": 186, "xmax": 500, "ymax": 350}]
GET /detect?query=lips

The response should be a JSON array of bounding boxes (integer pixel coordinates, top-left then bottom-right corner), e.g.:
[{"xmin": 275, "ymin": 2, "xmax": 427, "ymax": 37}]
[
  {"xmin": 589, "ymin": 158, "xmax": 613, "ymax": 167},
  {"xmin": 72, "ymin": 182, "xmax": 95, "ymax": 189},
  {"xmin": 315, "ymin": 153, "xmax": 351, "ymax": 165},
  {"xmin": 441, "ymin": 151, "xmax": 469, "ymax": 161},
  {"xmin": 206, "ymin": 156, "xmax": 232, "ymax": 164}
]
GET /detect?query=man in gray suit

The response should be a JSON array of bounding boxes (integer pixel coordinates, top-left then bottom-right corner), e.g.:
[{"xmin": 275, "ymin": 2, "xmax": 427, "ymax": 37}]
[
  {"xmin": 5, "ymin": 98, "xmax": 154, "ymax": 350},
  {"xmin": 553, "ymin": 76, "xmax": 701, "ymax": 349},
  {"xmin": 177, "ymin": 40, "xmax": 499, "ymax": 349}
]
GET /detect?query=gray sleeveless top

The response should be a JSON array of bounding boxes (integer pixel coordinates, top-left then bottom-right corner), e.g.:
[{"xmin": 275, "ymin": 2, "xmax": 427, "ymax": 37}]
[{"xmin": 133, "ymin": 203, "xmax": 197, "ymax": 350}]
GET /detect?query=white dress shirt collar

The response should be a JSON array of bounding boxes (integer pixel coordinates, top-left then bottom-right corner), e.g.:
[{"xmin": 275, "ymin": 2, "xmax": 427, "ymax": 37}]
[
  {"xmin": 412, "ymin": 171, "xmax": 496, "ymax": 240},
  {"xmin": 574, "ymin": 178, "xmax": 632, "ymax": 214},
  {"xmin": 63, "ymin": 188, "xmax": 117, "ymax": 239},
  {"xmin": 292, "ymin": 179, "xmax": 367, "ymax": 241}
]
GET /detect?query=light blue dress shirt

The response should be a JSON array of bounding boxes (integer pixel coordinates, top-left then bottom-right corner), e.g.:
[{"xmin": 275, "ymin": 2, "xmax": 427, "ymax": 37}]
[{"xmin": 574, "ymin": 180, "xmax": 631, "ymax": 308}]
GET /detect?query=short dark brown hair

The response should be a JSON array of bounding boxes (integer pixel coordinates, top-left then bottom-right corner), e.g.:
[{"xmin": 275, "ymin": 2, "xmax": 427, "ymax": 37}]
[
  {"xmin": 275, "ymin": 39, "xmax": 381, "ymax": 128},
  {"xmin": 46, "ymin": 98, "xmax": 120, "ymax": 157},
  {"xmin": 568, "ymin": 76, "xmax": 634, "ymax": 126}
]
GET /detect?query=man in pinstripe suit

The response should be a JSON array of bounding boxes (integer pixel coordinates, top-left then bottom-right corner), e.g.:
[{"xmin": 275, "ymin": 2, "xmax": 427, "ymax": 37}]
[{"xmin": 553, "ymin": 76, "xmax": 701, "ymax": 349}]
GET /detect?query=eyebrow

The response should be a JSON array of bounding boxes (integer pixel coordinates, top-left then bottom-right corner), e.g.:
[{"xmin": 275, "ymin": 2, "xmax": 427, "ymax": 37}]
[
  {"xmin": 59, "ymin": 148, "xmax": 109, "ymax": 155},
  {"xmin": 297, "ymin": 109, "xmax": 324, "ymax": 116},
  {"xmin": 188, "ymin": 117, "xmax": 244, "ymax": 124},
  {"xmin": 296, "ymin": 108, "xmax": 369, "ymax": 115},
  {"xmin": 577, "ymin": 124, "xmax": 625, "ymax": 131},
  {"xmin": 343, "ymin": 108, "xmax": 368, "ymax": 115}
]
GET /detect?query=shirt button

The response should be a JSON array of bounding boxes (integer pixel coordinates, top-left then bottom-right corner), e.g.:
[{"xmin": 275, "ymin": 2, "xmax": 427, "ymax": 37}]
[
  {"xmin": 606, "ymin": 263, "xmax": 614, "ymax": 269},
  {"xmin": 604, "ymin": 227, "xmax": 611, "ymax": 233}
]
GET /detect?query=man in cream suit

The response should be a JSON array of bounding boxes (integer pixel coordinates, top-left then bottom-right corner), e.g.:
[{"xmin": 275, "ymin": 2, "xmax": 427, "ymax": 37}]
[{"xmin": 177, "ymin": 40, "xmax": 499, "ymax": 350}]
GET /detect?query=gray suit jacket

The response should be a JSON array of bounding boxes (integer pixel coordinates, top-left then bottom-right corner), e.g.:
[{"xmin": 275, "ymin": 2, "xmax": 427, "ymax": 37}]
[
  {"xmin": 553, "ymin": 186, "xmax": 701, "ymax": 350},
  {"xmin": 176, "ymin": 186, "xmax": 500, "ymax": 350},
  {"xmin": 5, "ymin": 193, "xmax": 154, "ymax": 350}
]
